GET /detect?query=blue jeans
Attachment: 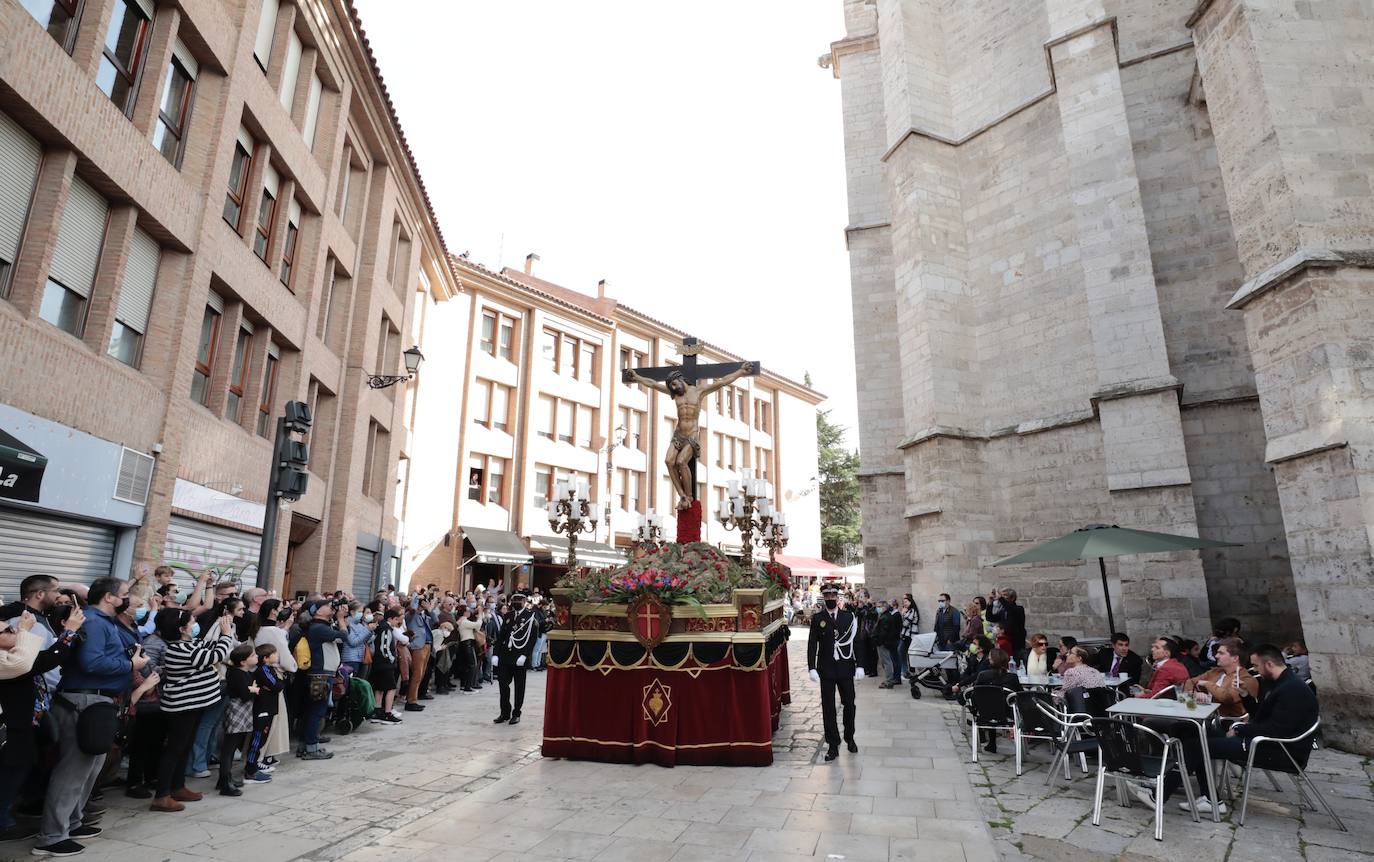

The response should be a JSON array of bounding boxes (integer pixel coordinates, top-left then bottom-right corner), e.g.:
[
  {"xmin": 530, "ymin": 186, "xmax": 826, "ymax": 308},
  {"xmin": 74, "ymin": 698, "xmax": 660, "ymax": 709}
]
[
  {"xmin": 187, "ymin": 694, "xmax": 227, "ymax": 774},
  {"xmin": 532, "ymin": 634, "xmax": 547, "ymax": 669},
  {"xmin": 887, "ymin": 643, "xmax": 904, "ymax": 683},
  {"xmin": 1162, "ymin": 734, "xmax": 1246, "ymax": 801},
  {"xmin": 302, "ymin": 674, "xmax": 332, "ymax": 752}
]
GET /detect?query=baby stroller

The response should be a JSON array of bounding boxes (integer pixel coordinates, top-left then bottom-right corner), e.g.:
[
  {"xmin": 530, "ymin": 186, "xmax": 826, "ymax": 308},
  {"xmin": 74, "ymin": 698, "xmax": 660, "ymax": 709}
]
[
  {"xmin": 907, "ymin": 632, "xmax": 959, "ymax": 699},
  {"xmin": 332, "ymin": 673, "xmax": 376, "ymax": 735}
]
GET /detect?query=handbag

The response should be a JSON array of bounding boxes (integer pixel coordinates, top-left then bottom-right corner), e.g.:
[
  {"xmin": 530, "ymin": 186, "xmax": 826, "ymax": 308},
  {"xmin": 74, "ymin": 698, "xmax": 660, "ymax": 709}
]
[
  {"xmin": 307, "ymin": 675, "xmax": 331, "ymax": 703},
  {"xmin": 57, "ymin": 697, "xmax": 120, "ymax": 755}
]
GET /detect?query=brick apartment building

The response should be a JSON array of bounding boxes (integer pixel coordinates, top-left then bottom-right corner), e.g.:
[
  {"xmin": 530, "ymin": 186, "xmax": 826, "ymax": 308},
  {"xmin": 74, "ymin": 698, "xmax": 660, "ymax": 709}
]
[
  {"xmin": 398, "ymin": 254, "xmax": 826, "ymax": 595},
  {"xmin": 0, "ymin": 0, "xmax": 458, "ymax": 599}
]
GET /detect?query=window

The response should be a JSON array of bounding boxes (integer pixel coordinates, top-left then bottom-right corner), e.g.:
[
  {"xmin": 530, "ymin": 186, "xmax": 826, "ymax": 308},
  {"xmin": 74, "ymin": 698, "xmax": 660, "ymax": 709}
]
[
  {"xmin": 727, "ymin": 437, "xmax": 737, "ymax": 471},
  {"xmin": 253, "ymin": 0, "xmax": 278, "ymax": 71},
  {"xmin": 541, "ymin": 329, "xmax": 558, "ymax": 371},
  {"xmin": 363, "ymin": 420, "xmax": 380, "ymax": 497},
  {"xmin": 579, "ymin": 342, "xmax": 596, "ymax": 383},
  {"xmin": 302, "ymin": 74, "xmax": 323, "ymax": 149},
  {"xmin": 152, "ymin": 44, "xmax": 196, "ymax": 167},
  {"xmin": 20, "ymin": 0, "xmax": 83, "ymax": 52},
  {"xmin": 95, "ymin": 0, "xmax": 151, "ymax": 116},
  {"xmin": 480, "ymin": 311, "xmax": 495, "ymax": 354},
  {"xmin": 487, "ymin": 457, "xmax": 506, "ymax": 506},
  {"xmin": 467, "ymin": 455, "xmax": 484, "ymax": 502},
  {"xmin": 491, "ymin": 385, "xmax": 510, "ymax": 432},
  {"xmin": 499, "ymin": 317, "xmax": 514, "ymax": 360},
  {"xmin": 108, "ymin": 227, "xmax": 159, "ymax": 367},
  {"xmin": 533, "ymin": 466, "xmax": 552, "ymax": 509},
  {"xmin": 223, "ymin": 128, "xmax": 253, "ymax": 231},
  {"xmin": 253, "ymin": 165, "xmax": 279, "ymax": 260},
  {"xmin": 190, "ymin": 299, "xmax": 223, "ymax": 405},
  {"xmin": 628, "ymin": 409, "xmax": 644, "ymax": 451},
  {"xmin": 335, "ymin": 144, "xmax": 352, "ymax": 217},
  {"xmin": 536, "ymin": 395, "xmax": 555, "ymax": 439},
  {"xmin": 256, "ymin": 346, "xmax": 279, "ymax": 437},
  {"xmin": 620, "ymin": 347, "xmax": 645, "ymax": 389},
  {"xmin": 0, "ymin": 111, "xmax": 43, "ymax": 299},
  {"xmin": 558, "ymin": 333, "xmax": 575, "ymax": 376},
  {"xmin": 756, "ymin": 448, "xmax": 770, "ymax": 481},
  {"xmin": 471, "ymin": 380, "xmax": 489, "ymax": 426},
  {"xmin": 558, "ymin": 400, "xmax": 574, "ymax": 444},
  {"xmin": 280, "ymin": 28, "xmax": 302, "ymax": 111},
  {"xmin": 42, "ymin": 176, "xmax": 108, "ymax": 337},
  {"xmin": 279, "ymin": 198, "xmax": 299, "ymax": 287},
  {"xmin": 225, "ymin": 325, "xmax": 252, "ymax": 423},
  {"xmin": 377, "ymin": 315, "xmax": 394, "ymax": 376},
  {"xmin": 629, "ymin": 470, "xmax": 641, "ymax": 513},
  {"xmin": 714, "ymin": 433, "xmax": 724, "ymax": 468},
  {"xmin": 575, "ymin": 405, "xmax": 594, "ymax": 448}
]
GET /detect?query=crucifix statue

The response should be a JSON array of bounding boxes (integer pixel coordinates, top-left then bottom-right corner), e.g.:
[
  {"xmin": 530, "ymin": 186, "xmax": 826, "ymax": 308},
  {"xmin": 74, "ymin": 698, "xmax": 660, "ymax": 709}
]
[{"xmin": 622, "ymin": 337, "xmax": 760, "ymax": 512}]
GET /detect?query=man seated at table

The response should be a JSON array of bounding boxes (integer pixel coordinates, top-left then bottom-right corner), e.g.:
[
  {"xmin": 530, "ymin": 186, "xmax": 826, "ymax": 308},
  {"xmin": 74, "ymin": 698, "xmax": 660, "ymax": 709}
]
[
  {"xmin": 1183, "ymin": 637, "xmax": 1257, "ymax": 718},
  {"xmin": 1094, "ymin": 633, "xmax": 1143, "ymax": 686},
  {"xmin": 1142, "ymin": 644, "xmax": 1318, "ymax": 817},
  {"xmin": 1016, "ymin": 633, "xmax": 1056, "ymax": 677},
  {"xmin": 1053, "ymin": 646, "xmax": 1106, "ymax": 702},
  {"xmin": 1133, "ymin": 636, "xmax": 1191, "ymax": 698}
]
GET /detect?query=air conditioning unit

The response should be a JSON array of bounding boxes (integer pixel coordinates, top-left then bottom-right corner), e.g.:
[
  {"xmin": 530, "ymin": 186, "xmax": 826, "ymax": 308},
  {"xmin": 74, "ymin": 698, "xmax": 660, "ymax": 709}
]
[{"xmin": 114, "ymin": 448, "xmax": 154, "ymax": 505}]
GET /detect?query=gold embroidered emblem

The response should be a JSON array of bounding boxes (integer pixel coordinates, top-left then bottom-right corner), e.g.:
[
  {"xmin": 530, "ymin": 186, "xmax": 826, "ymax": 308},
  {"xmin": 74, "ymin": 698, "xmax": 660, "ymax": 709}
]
[
  {"xmin": 642, "ymin": 679, "xmax": 672, "ymax": 726},
  {"xmin": 820, "ymin": 621, "xmax": 827, "ymax": 629}
]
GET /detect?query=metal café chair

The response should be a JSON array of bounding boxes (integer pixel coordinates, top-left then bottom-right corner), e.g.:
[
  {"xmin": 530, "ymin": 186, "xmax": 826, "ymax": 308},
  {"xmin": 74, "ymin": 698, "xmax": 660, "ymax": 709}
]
[
  {"xmin": 1089, "ymin": 717, "xmax": 1198, "ymax": 842},
  {"xmin": 964, "ymin": 685, "xmax": 1018, "ymax": 763},
  {"xmin": 1009, "ymin": 690, "xmax": 1057, "ymax": 776},
  {"xmin": 1236, "ymin": 720, "xmax": 1347, "ymax": 832},
  {"xmin": 1149, "ymin": 685, "xmax": 1177, "ymax": 700},
  {"xmin": 1034, "ymin": 698, "xmax": 1098, "ymax": 784}
]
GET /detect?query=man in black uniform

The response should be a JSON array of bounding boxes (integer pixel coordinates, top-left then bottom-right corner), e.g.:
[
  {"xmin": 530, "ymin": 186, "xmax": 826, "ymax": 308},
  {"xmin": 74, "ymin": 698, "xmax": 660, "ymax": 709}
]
[
  {"xmin": 492, "ymin": 592, "xmax": 539, "ymax": 726},
  {"xmin": 808, "ymin": 585, "xmax": 865, "ymax": 761}
]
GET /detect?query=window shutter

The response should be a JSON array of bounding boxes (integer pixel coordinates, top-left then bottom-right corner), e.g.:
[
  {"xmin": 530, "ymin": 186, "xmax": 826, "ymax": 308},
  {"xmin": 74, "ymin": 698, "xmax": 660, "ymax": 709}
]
[
  {"xmin": 207, "ymin": 289, "xmax": 225, "ymax": 314},
  {"xmin": 287, "ymin": 197, "xmax": 301, "ymax": 229},
  {"xmin": 280, "ymin": 30, "xmax": 302, "ymax": 111},
  {"xmin": 48, "ymin": 176, "xmax": 108, "ymax": 299},
  {"xmin": 303, "ymin": 74, "xmax": 322, "ymax": 149},
  {"xmin": 172, "ymin": 39, "xmax": 199, "ymax": 79},
  {"xmin": 237, "ymin": 125, "xmax": 255, "ymax": 158},
  {"xmin": 263, "ymin": 163, "xmax": 280, "ymax": 199},
  {"xmin": 0, "ymin": 111, "xmax": 42, "ymax": 267},
  {"xmin": 117, "ymin": 227, "xmax": 159, "ymax": 333},
  {"xmin": 254, "ymin": 0, "xmax": 279, "ymax": 68}
]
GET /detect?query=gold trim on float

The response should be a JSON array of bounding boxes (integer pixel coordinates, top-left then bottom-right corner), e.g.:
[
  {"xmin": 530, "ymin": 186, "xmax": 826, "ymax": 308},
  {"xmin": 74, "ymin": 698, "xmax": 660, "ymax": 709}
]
[
  {"xmin": 545, "ymin": 640, "xmax": 776, "ymax": 673},
  {"xmin": 542, "ymin": 735, "xmax": 772, "ymax": 750}
]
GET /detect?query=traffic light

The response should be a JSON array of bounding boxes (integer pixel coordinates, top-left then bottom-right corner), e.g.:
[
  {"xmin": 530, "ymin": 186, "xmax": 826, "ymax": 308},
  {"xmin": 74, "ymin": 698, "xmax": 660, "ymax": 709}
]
[{"xmin": 274, "ymin": 401, "xmax": 312, "ymax": 502}]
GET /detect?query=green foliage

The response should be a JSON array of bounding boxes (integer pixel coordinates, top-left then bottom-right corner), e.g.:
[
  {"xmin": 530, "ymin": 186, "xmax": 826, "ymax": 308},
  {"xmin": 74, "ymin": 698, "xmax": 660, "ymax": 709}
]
[
  {"xmin": 817, "ymin": 408, "xmax": 861, "ymax": 565},
  {"xmin": 555, "ymin": 542, "xmax": 785, "ymax": 605}
]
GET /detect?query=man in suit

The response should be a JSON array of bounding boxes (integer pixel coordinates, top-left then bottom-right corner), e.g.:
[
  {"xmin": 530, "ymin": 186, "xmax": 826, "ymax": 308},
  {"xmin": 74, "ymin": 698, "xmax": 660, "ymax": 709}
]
[
  {"xmin": 808, "ymin": 586, "xmax": 865, "ymax": 762},
  {"xmin": 492, "ymin": 592, "xmax": 539, "ymax": 726},
  {"xmin": 1094, "ymin": 632, "xmax": 1144, "ymax": 686}
]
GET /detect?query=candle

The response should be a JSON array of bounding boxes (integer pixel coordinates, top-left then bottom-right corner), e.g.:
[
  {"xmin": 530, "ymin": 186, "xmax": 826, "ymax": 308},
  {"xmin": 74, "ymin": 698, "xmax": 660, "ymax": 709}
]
[
  {"xmin": 782, "ymin": 526, "xmax": 790, "ymax": 540},
  {"xmin": 556, "ymin": 481, "xmax": 569, "ymax": 499},
  {"xmin": 741, "ymin": 467, "xmax": 753, "ymax": 482},
  {"xmin": 577, "ymin": 480, "xmax": 589, "ymax": 499},
  {"xmin": 719, "ymin": 499, "xmax": 731, "ymax": 520},
  {"xmin": 732, "ymin": 498, "xmax": 745, "ymax": 517},
  {"xmin": 727, "ymin": 479, "xmax": 740, "ymax": 496},
  {"xmin": 758, "ymin": 499, "xmax": 772, "ymax": 518}
]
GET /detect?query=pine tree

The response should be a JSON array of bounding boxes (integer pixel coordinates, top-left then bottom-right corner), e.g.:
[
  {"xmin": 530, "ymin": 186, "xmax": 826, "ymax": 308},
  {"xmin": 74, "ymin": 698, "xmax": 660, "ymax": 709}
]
[{"xmin": 816, "ymin": 407, "xmax": 861, "ymax": 565}]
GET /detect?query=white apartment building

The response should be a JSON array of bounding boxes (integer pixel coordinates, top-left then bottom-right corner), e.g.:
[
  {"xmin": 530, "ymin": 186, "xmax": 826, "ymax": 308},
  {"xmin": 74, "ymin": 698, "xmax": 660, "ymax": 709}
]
[{"xmin": 398, "ymin": 255, "xmax": 824, "ymax": 594}]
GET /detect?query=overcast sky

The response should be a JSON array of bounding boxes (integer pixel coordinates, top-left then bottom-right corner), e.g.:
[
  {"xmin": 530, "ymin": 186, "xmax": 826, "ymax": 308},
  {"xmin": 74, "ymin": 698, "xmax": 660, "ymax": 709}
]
[{"xmin": 353, "ymin": 1, "xmax": 859, "ymax": 448}]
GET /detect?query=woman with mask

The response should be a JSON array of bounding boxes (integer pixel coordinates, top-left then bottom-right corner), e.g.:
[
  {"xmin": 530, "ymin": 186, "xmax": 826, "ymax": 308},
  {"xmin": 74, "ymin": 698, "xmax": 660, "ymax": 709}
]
[
  {"xmin": 124, "ymin": 604, "xmax": 170, "ymax": 798},
  {"xmin": 150, "ymin": 608, "xmax": 234, "ymax": 812},
  {"xmin": 249, "ymin": 600, "xmax": 295, "ymax": 764},
  {"xmin": 369, "ymin": 607, "xmax": 407, "ymax": 722}
]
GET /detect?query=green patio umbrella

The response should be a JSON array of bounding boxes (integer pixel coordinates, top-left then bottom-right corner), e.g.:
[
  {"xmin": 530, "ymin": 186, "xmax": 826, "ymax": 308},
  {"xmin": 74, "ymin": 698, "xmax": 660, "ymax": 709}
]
[{"xmin": 992, "ymin": 524, "xmax": 1240, "ymax": 636}]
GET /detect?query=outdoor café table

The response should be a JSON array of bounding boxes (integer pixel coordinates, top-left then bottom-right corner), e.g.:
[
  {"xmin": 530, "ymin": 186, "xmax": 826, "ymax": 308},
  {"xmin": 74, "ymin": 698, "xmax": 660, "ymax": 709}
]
[
  {"xmin": 1108, "ymin": 697, "xmax": 1222, "ymax": 822},
  {"xmin": 1018, "ymin": 674, "xmax": 1129, "ymax": 689}
]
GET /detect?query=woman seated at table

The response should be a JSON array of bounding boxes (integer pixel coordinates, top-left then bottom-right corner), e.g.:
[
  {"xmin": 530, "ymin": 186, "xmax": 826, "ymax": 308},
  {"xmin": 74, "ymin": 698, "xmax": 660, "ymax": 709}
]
[
  {"xmin": 969, "ymin": 649, "xmax": 1023, "ymax": 754},
  {"xmin": 1053, "ymin": 646, "xmax": 1106, "ymax": 702},
  {"xmin": 949, "ymin": 635, "xmax": 995, "ymax": 697},
  {"xmin": 1052, "ymin": 636, "xmax": 1077, "ymax": 674},
  {"xmin": 1017, "ymin": 633, "xmax": 1056, "ymax": 677},
  {"xmin": 1183, "ymin": 637, "xmax": 1257, "ymax": 718}
]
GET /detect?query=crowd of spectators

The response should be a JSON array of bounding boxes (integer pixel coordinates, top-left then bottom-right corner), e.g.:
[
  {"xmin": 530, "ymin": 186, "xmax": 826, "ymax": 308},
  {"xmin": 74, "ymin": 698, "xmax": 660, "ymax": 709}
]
[{"xmin": 0, "ymin": 569, "xmax": 550, "ymax": 857}]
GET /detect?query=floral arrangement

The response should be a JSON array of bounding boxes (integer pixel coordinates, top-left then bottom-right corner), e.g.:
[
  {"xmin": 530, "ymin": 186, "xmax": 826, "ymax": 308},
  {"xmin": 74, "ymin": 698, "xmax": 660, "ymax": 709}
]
[{"xmin": 556, "ymin": 542, "xmax": 787, "ymax": 606}]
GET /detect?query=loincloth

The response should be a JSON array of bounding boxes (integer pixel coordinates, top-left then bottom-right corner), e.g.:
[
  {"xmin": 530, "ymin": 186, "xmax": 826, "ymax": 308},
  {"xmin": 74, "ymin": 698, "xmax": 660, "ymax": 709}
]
[{"xmin": 669, "ymin": 431, "xmax": 701, "ymax": 458}]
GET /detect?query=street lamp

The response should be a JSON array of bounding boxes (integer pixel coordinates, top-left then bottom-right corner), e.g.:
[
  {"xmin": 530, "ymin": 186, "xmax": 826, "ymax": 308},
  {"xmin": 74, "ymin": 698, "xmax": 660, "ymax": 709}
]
[
  {"xmin": 366, "ymin": 345, "xmax": 425, "ymax": 389},
  {"xmin": 602, "ymin": 424, "xmax": 627, "ymax": 544},
  {"xmin": 547, "ymin": 480, "xmax": 597, "ymax": 571}
]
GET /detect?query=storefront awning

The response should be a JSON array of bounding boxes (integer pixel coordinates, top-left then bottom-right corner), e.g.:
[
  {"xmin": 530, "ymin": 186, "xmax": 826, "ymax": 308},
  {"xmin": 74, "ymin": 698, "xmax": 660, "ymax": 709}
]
[
  {"xmin": 530, "ymin": 536, "xmax": 626, "ymax": 568},
  {"xmin": 0, "ymin": 428, "xmax": 47, "ymax": 504},
  {"xmin": 461, "ymin": 526, "xmax": 533, "ymax": 566},
  {"xmin": 774, "ymin": 554, "xmax": 842, "ymax": 578}
]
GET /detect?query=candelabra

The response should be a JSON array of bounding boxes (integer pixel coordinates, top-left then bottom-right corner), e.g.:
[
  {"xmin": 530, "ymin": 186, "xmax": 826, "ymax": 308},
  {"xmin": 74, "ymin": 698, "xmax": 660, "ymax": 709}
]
[
  {"xmin": 717, "ymin": 468, "xmax": 774, "ymax": 567},
  {"xmin": 760, "ymin": 508, "xmax": 790, "ymax": 564},
  {"xmin": 633, "ymin": 513, "xmax": 666, "ymax": 550},
  {"xmin": 546, "ymin": 480, "xmax": 597, "ymax": 571}
]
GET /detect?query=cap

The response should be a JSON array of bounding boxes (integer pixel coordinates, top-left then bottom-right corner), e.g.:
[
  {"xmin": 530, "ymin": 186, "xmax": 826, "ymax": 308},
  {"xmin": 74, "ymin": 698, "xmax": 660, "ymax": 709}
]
[
  {"xmin": 820, "ymin": 585, "xmax": 839, "ymax": 596},
  {"xmin": 512, "ymin": 591, "xmax": 529, "ymax": 600}
]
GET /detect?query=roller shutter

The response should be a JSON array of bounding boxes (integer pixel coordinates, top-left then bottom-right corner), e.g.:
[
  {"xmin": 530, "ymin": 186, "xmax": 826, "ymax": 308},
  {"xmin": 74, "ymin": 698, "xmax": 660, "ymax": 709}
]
[
  {"xmin": 352, "ymin": 547, "xmax": 377, "ymax": 598},
  {"xmin": 0, "ymin": 507, "xmax": 115, "ymax": 600},
  {"xmin": 0, "ymin": 110, "xmax": 42, "ymax": 274},
  {"xmin": 163, "ymin": 515, "xmax": 261, "ymax": 589}
]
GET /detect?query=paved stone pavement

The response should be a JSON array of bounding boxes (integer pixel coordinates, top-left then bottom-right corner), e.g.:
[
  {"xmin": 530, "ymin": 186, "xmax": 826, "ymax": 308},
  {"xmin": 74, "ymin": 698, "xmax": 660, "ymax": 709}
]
[
  {"xmin": 0, "ymin": 630, "xmax": 1003, "ymax": 862},
  {"xmin": 954, "ymin": 698, "xmax": 1374, "ymax": 862}
]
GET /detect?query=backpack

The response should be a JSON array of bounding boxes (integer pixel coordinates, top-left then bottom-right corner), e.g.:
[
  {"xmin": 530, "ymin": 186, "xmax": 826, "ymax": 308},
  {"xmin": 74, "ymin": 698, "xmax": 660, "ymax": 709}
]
[{"xmin": 293, "ymin": 637, "xmax": 312, "ymax": 671}]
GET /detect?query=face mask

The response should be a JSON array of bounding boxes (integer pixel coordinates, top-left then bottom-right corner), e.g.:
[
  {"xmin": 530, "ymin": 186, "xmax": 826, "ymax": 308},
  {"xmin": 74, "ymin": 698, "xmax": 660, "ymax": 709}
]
[
  {"xmin": 115, "ymin": 597, "xmax": 130, "ymax": 615},
  {"xmin": 363, "ymin": 613, "xmax": 374, "ymax": 624},
  {"xmin": 352, "ymin": 612, "xmax": 362, "ymax": 623},
  {"xmin": 938, "ymin": 601, "xmax": 946, "ymax": 609},
  {"xmin": 824, "ymin": 599, "xmax": 837, "ymax": 610},
  {"xmin": 134, "ymin": 607, "xmax": 149, "ymax": 623},
  {"xmin": 190, "ymin": 622, "xmax": 201, "ymax": 638},
  {"xmin": 513, "ymin": 603, "xmax": 525, "ymax": 612}
]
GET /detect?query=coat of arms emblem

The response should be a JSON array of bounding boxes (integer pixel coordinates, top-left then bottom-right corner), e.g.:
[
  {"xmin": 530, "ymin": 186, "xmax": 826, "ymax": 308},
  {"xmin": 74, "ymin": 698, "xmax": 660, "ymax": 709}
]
[{"xmin": 627, "ymin": 594, "xmax": 672, "ymax": 649}]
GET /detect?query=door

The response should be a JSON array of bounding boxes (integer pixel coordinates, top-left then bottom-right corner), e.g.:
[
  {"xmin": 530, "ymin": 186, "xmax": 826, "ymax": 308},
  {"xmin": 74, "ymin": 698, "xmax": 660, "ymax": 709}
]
[{"xmin": 0, "ymin": 506, "xmax": 116, "ymax": 600}]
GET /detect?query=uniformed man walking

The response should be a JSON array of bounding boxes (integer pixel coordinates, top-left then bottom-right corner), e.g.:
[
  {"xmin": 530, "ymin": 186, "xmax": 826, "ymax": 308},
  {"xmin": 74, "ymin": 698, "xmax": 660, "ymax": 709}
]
[
  {"xmin": 808, "ymin": 585, "xmax": 864, "ymax": 761},
  {"xmin": 492, "ymin": 592, "xmax": 539, "ymax": 725}
]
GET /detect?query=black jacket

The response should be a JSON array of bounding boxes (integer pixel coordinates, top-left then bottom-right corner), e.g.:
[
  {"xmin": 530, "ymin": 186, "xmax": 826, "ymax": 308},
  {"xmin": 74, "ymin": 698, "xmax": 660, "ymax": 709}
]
[
  {"xmin": 973, "ymin": 669, "xmax": 1024, "ymax": 692},
  {"xmin": 986, "ymin": 600, "xmax": 1026, "ymax": 650},
  {"xmin": 807, "ymin": 606, "xmax": 858, "ymax": 680},
  {"xmin": 495, "ymin": 608, "xmax": 540, "ymax": 663},
  {"xmin": 0, "ymin": 601, "xmax": 76, "ymax": 731},
  {"xmin": 1095, "ymin": 648, "xmax": 1143, "ymax": 685},
  {"xmin": 1237, "ymin": 669, "xmax": 1318, "ymax": 766},
  {"xmin": 933, "ymin": 606, "xmax": 962, "ymax": 647},
  {"xmin": 874, "ymin": 611, "xmax": 902, "ymax": 648}
]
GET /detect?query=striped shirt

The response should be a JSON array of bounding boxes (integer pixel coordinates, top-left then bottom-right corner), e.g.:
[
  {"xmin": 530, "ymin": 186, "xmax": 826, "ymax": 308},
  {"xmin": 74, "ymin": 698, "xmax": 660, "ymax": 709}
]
[{"xmin": 160, "ymin": 634, "xmax": 233, "ymax": 713}]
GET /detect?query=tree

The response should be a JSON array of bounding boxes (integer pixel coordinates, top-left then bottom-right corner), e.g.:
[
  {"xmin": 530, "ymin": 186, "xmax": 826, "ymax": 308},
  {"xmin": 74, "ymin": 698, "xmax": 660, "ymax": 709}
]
[{"xmin": 816, "ymin": 407, "xmax": 861, "ymax": 565}]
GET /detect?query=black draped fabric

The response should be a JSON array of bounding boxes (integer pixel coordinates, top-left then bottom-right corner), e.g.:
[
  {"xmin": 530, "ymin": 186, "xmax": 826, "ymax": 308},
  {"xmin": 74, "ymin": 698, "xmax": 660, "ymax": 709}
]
[
  {"xmin": 651, "ymin": 642, "xmax": 691, "ymax": 667},
  {"xmin": 609, "ymin": 641, "xmax": 647, "ymax": 667},
  {"xmin": 548, "ymin": 639, "xmax": 576, "ymax": 665}
]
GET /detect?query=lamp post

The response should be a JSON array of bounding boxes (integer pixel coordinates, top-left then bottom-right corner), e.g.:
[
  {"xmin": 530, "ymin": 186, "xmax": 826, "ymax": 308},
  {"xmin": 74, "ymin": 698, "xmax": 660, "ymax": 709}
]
[
  {"xmin": 366, "ymin": 345, "xmax": 424, "ymax": 389},
  {"xmin": 634, "ymin": 513, "xmax": 665, "ymax": 551},
  {"xmin": 718, "ymin": 468, "xmax": 772, "ymax": 567},
  {"xmin": 546, "ymin": 479, "xmax": 596, "ymax": 572}
]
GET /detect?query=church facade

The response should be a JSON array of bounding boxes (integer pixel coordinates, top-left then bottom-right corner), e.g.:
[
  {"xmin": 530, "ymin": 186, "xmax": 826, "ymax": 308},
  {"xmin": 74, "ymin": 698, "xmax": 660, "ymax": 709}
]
[{"xmin": 826, "ymin": 0, "xmax": 1374, "ymax": 752}]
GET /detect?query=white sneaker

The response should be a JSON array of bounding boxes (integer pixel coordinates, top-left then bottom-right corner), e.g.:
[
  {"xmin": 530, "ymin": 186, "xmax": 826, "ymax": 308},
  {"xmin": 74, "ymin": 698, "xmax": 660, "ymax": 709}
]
[
  {"xmin": 1179, "ymin": 797, "xmax": 1229, "ymax": 815},
  {"xmin": 1135, "ymin": 789, "xmax": 1156, "ymax": 807}
]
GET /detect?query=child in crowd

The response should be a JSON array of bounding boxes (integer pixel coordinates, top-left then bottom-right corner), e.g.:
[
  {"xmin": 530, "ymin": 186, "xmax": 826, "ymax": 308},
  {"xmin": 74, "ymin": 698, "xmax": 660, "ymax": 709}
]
[
  {"xmin": 244, "ymin": 644, "xmax": 284, "ymax": 783},
  {"xmin": 219, "ymin": 644, "xmax": 260, "ymax": 797}
]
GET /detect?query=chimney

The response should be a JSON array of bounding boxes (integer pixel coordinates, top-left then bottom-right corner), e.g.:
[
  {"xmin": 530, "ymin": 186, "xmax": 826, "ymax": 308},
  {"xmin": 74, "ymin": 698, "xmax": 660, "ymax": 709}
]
[
  {"xmin": 597, "ymin": 279, "xmax": 609, "ymax": 299},
  {"xmin": 524, "ymin": 252, "xmax": 540, "ymax": 275}
]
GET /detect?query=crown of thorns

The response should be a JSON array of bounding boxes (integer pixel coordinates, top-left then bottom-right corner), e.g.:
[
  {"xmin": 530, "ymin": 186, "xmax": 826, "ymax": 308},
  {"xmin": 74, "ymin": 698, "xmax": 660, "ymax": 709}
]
[{"xmin": 666, "ymin": 370, "xmax": 686, "ymax": 384}]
